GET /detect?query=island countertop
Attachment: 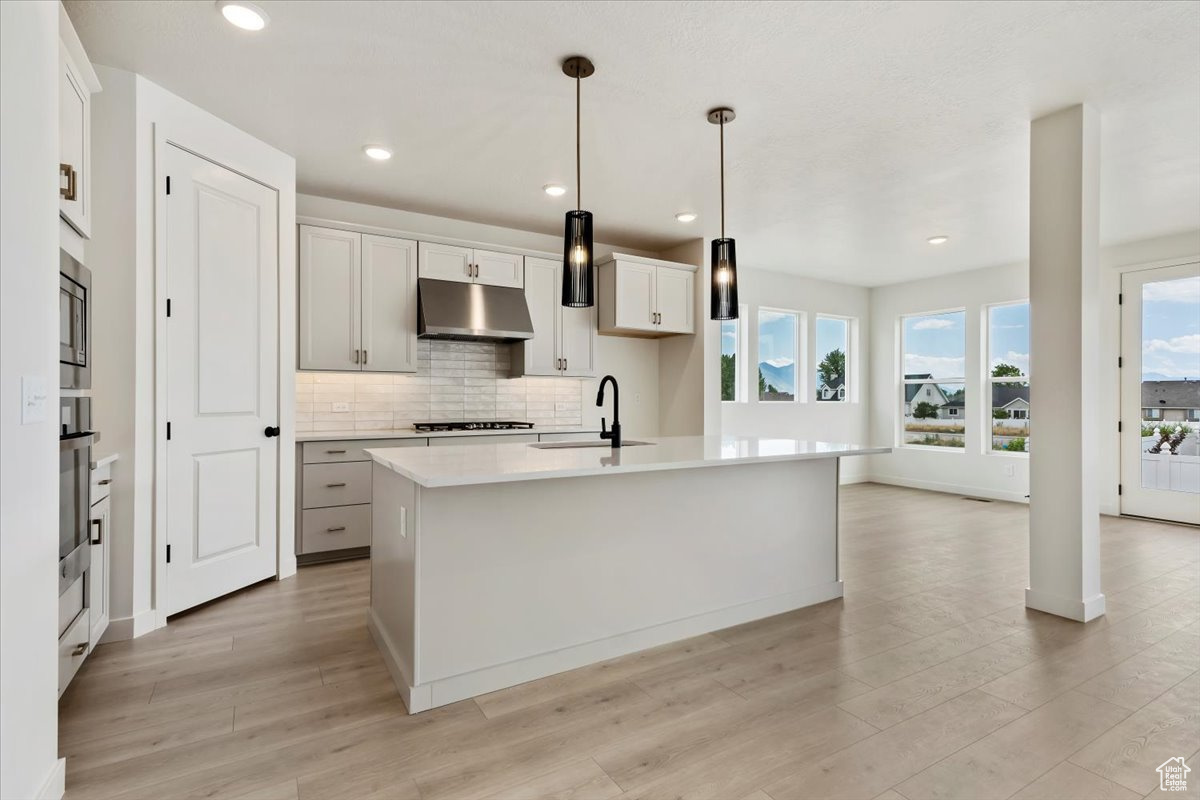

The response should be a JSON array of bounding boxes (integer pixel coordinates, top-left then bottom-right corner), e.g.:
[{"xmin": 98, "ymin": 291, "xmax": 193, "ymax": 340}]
[{"xmin": 365, "ymin": 435, "xmax": 890, "ymax": 488}]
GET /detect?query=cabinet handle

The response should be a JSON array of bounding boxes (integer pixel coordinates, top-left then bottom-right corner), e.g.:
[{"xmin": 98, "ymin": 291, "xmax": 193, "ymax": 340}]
[
  {"xmin": 362, "ymin": 349, "xmax": 368, "ymax": 364},
  {"xmin": 564, "ymin": 358, "xmax": 568, "ymax": 371},
  {"xmin": 326, "ymin": 449, "xmax": 347, "ymax": 454},
  {"xmin": 90, "ymin": 517, "xmax": 103, "ymax": 545},
  {"xmin": 96, "ymin": 478, "xmax": 112, "ymax": 485},
  {"xmin": 325, "ymin": 482, "xmax": 347, "ymax": 488},
  {"xmin": 352, "ymin": 349, "xmax": 360, "ymax": 364},
  {"xmin": 71, "ymin": 643, "xmax": 88, "ymax": 657},
  {"xmin": 60, "ymin": 163, "xmax": 77, "ymax": 201},
  {"xmin": 325, "ymin": 526, "xmax": 347, "ymax": 533}
]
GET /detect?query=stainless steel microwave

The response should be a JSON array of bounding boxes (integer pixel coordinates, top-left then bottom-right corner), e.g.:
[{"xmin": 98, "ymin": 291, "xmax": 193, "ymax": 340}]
[{"xmin": 60, "ymin": 249, "xmax": 91, "ymax": 389}]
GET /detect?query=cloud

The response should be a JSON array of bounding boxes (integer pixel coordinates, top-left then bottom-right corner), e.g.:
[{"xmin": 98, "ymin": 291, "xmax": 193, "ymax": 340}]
[
  {"xmin": 1142, "ymin": 276, "xmax": 1200, "ymax": 305},
  {"xmin": 911, "ymin": 318, "xmax": 955, "ymax": 331},
  {"xmin": 903, "ymin": 354, "xmax": 965, "ymax": 378},
  {"xmin": 1144, "ymin": 334, "xmax": 1200, "ymax": 355}
]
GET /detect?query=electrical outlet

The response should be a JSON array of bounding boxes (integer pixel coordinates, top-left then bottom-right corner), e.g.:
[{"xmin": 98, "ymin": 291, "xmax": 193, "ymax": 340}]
[
  {"xmin": 1004, "ymin": 463, "xmax": 1015, "ymax": 477},
  {"xmin": 332, "ymin": 402, "xmax": 351, "ymax": 413}
]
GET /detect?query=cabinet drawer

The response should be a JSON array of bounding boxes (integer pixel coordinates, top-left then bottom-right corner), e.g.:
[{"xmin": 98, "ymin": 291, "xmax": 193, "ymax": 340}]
[
  {"xmin": 301, "ymin": 505, "xmax": 372, "ymax": 554},
  {"xmin": 302, "ymin": 462, "xmax": 372, "ymax": 508},
  {"xmin": 302, "ymin": 438, "xmax": 425, "ymax": 464},
  {"xmin": 58, "ymin": 606, "xmax": 90, "ymax": 696},
  {"xmin": 91, "ymin": 461, "xmax": 113, "ymax": 504}
]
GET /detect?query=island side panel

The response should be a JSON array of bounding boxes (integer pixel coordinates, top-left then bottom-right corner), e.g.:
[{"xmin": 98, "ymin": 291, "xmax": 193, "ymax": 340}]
[
  {"xmin": 415, "ymin": 458, "xmax": 839, "ymax": 704},
  {"xmin": 368, "ymin": 463, "xmax": 419, "ymax": 705}
]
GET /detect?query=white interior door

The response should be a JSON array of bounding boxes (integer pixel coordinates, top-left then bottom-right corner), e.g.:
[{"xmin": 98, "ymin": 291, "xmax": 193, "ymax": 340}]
[
  {"xmin": 1120, "ymin": 262, "xmax": 1200, "ymax": 524},
  {"xmin": 522, "ymin": 256, "xmax": 561, "ymax": 375},
  {"xmin": 164, "ymin": 144, "xmax": 280, "ymax": 615},
  {"xmin": 361, "ymin": 234, "xmax": 417, "ymax": 373}
]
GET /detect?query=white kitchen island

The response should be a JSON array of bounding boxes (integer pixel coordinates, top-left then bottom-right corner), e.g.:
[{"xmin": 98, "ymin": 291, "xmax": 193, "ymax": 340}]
[{"xmin": 365, "ymin": 435, "xmax": 888, "ymax": 713}]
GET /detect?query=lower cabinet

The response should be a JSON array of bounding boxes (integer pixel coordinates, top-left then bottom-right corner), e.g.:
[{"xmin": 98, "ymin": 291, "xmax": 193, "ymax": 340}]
[{"xmin": 58, "ymin": 607, "xmax": 90, "ymax": 697}]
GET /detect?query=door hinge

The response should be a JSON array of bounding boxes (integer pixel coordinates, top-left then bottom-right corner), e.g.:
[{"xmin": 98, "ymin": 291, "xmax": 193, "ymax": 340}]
[
  {"xmin": 166, "ymin": 175, "xmax": 171, "ymax": 195},
  {"xmin": 166, "ymin": 298, "xmax": 172, "ymax": 317},
  {"xmin": 166, "ymin": 421, "xmax": 172, "ymax": 440},
  {"xmin": 166, "ymin": 544, "xmax": 171, "ymax": 563},
  {"xmin": 1118, "ymin": 421, "xmax": 1122, "ymax": 433},
  {"xmin": 1118, "ymin": 484, "xmax": 1123, "ymax": 496},
  {"xmin": 1118, "ymin": 356, "xmax": 1123, "ymax": 368},
  {"xmin": 1118, "ymin": 293, "xmax": 1123, "ymax": 305}
]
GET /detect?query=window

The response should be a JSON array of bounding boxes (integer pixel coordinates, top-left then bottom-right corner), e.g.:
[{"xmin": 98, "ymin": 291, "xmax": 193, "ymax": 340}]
[
  {"xmin": 720, "ymin": 306, "xmax": 748, "ymax": 402},
  {"xmin": 987, "ymin": 302, "xmax": 1030, "ymax": 453},
  {"xmin": 815, "ymin": 315, "xmax": 850, "ymax": 402},
  {"xmin": 1146, "ymin": 407, "xmax": 1162, "ymax": 420},
  {"xmin": 758, "ymin": 308, "xmax": 801, "ymax": 402},
  {"xmin": 901, "ymin": 310, "xmax": 965, "ymax": 448}
]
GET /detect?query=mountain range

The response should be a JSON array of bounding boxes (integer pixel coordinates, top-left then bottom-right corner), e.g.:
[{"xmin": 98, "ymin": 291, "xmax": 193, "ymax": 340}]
[{"xmin": 758, "ymin": 361, "xmax": 795, "ymax": 395}]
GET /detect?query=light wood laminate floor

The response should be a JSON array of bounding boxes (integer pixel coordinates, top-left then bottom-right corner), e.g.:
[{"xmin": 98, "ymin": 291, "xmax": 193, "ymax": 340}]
[{"xmin": 60, "ymin": 483, "xmax": 1200, "ymax": 800}]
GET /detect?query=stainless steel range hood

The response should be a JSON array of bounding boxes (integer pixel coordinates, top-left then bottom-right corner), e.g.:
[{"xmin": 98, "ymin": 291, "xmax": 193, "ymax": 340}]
[{"xmin": 417, "ymin": 278, "xmax": 534, "ymax": 342}]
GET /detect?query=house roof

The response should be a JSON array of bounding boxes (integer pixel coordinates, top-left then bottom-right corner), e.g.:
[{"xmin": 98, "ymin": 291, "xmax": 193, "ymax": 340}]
[
  {"xmin": 1142, "ymin": 379, "xmax": 1200, "ymax": 409},
  {"xmin": 992, "ymin": 383, "xmax": 1030, "ymax": 408},
  {"xmin": 904, "ymin": 374, "xmax": 934, "ymax": 403},
  {"xmin": 821, "ymin": 377, "xmax": 846, "ymax": 392}
]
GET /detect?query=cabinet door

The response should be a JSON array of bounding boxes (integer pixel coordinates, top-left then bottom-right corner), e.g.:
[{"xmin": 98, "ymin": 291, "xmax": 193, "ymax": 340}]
[
  {"xmin": 522, "ymin": 257, "xmax": 561, "ymax": 376},
  {"xmin": 59, "ymin": 46, "xmax": 90, "ymax": 237},
  {"xmin": 560, "ymin": 293, "xmax": 596, "ymax": 377},
  {"xmin": 361, "ymin": 234, "xmax": 418, "ymax": 373},
  {"xmin": 614, "ymin": 261, "xmax": 658, "ymax": 332},
  {"xmin": 418, "ymin": 242, "xmax": 473, "ymax": 283},
  {"xmin": 655, "ymin": 267, "xmax": 694, "ymax": 333},
  {"xmin": 299, "ymin": 226, "xmax": 361, "ymax": 370},
  {"xmin": 473, "ymin": 249, "xmax": 524, "ymax": 288},
  {"xmin": 89, "ymin": 495, "xmax": 110, "ymax": 643}
]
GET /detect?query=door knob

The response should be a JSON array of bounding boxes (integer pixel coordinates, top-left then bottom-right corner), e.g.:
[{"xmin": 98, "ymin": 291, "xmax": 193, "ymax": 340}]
[{"xmin": 264, "ymin": 426, "xmax": 280, "ymax": 437}]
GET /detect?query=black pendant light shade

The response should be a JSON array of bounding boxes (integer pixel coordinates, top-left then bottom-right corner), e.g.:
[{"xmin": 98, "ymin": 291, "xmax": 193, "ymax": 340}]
[
  {"xmin": 708, "ymin": 107, "xmax": 738, "ymax": 321},
  {"xmin": 561, "ymin": 56, "xmax": 595, "ymax": 308},
  {"xmin": 562, "ymin": 209, "xmax": 594, "ymax": 307},
  {"xmin": 711, "ymin": 237, "xmax": 738, "ymax": 320}
]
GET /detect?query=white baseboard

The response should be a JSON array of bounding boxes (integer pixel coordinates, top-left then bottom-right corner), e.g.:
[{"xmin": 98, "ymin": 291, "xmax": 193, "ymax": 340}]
[
  {"xmin": 35, "ymin": 758, "xmax": 65, "ymax": 800},
  {"xmin": 1025, "ymin": 587, "xmax": 1106, "ymax": 622},
  {"xmin": 864, "ymin": 474, "xmax": 1030, "ymax": 504},
  {"xmin": 100, "ymin": 609, "xmax": 159, "ymax": 642},
  {"xmin": 371, "ymin": 581, "xmax": 844, "ymax": 715}
]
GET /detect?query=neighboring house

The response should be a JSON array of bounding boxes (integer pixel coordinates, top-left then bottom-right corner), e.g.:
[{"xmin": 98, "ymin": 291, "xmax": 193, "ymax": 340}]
[
  {"xmin": 817, "ymin": 376, "xmax": 846, "ymax": 401},
  {"xmin": 904, "ymin": 374, "xmax": 947, "ymax": 415},
  {"xmin": 1142, "ymin": 379, "xmax": 1200, "ymax": 423},
  {"xmin": 992, "ymin": 384, "xmax": 1030, "ymax": 420}
]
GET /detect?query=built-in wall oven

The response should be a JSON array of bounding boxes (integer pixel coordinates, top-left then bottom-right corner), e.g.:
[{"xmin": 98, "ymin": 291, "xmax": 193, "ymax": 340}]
[
  {"xmin": 60, "ymin": 397, "xmax": 94, "ymax": 599},
  {"xmin": 60, "ymin": 249, "xmax": 91, "ymax": 390}
]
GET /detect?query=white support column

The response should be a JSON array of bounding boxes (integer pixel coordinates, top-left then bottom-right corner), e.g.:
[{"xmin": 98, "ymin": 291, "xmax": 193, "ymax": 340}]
[{"xmin": 1027, "ymin": 104, "xmax": 1105, "ymax": 622}]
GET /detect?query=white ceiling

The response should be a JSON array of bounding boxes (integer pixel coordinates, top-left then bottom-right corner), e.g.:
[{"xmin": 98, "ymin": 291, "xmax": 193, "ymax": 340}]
[{"xmin": 66, "ymin": 0, "xmax": 1200, "ymax": 286}]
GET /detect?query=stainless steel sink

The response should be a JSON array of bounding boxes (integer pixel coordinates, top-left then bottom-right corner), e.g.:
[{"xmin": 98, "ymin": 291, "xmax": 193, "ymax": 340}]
[{"xmin": 529, "ymin": 440, "xmax": 655, "ymax": 449}]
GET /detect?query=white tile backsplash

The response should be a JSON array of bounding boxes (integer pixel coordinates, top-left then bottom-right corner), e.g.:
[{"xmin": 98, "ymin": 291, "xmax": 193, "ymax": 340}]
[{"xmin": 295, "ymin": 340, "xmax": 583, "ymax": 433}]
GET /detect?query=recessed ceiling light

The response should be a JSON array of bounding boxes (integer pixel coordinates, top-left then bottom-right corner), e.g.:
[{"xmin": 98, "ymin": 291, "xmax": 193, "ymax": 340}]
[
  {"xmin": 927, "ymin": 235, "xmax": 949, "ymax": 245},
  {"xmin": 363, "ymin": 146, "xmax": 392, "ymax": 161},
  {"xmin": 543, "ymin": 184, "xmax": 567, "ymax": 197},
  {"xmin": 675, "ymin": 212, "xmax": 697, "ymax": 223},
  {"xmin": 217, "ymin": 1, "xmax": 269, "ymax": 31}
]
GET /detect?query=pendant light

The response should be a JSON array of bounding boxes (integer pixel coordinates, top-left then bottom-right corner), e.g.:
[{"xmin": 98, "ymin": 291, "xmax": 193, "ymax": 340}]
[
  {"xmin": 561, "ymin": 56, "xmax": 595, "ymax": 308},
  {"xmin": 708, "ymin": 107, "xmax": 738, "ymax": 320}
]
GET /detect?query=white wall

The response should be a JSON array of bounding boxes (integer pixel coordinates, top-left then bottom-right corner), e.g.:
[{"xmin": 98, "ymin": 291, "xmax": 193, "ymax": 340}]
[
  {"xmin": 89, "ymin": 67, "xmax": 296, "ymax": 636},
  {"xmin": 296, "ymin": 194, "xmax": 665, "ymax": 438},
  {"xmin": 720, "ymin": 267, "xmax": 872, "ymax": 482},
  {"xmin": 0, "ymin": 2, "xmax": 65, "ymax": 797},
  {"xmin": 865, "ymin": 230, "xmax": 1200, "ymax": 506}
]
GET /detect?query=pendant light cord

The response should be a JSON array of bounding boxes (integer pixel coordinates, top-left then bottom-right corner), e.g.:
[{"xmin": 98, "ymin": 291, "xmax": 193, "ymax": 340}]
[
  {"xmin": 576, "ymin": 73, "xmax": 582, "ymax": 212},
  {"xmin": 719, "ymin": 117, "xmax": 725, "ymax": 239}
]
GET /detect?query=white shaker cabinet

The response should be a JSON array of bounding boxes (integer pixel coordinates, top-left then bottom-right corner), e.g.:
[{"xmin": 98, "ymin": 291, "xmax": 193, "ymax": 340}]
[
  {"xmin": 88, "ymin": 493, "xmax": 110, "ymax": 644},
  {"xmin": 597, "ymin": 254, "xmax": 696, "ymax": 337},
  {"xmin": 418, "ymin": 242, "xmax": 523, "ymax": 289},
  {"xmin": 512, "ymin": 257, "xmax": 595, "ymax": 377},
  {"xmin": 299, "ymin": 225, "xmax": 417, "ymax": 373},
  {"xmin": 59, "ymin": 8, "xmax": 101, "ymax": 238}
]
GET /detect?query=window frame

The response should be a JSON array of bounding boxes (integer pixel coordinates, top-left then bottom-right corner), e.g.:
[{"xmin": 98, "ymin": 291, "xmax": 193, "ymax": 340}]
[
  {"xmin": 720, "ymin": 305, "xmax": 749, "ymax": 404},
  {"xmin": 985, "ymin": 300, "xmax": 1031, "ymax": 457},
  {"xmin": 898, "ymin": 308, "xmax": 967, "ymax": 452},
  {"xmin": 814, "ymin": 313, "xmax": 854, "ymax": 404},
  {"xmin": 756, "ymin": 306, "xmax": 805, "ymax": 404}
]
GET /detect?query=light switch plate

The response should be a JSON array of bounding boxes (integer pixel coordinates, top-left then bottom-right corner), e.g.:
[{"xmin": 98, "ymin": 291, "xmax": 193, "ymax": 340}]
[
  {"xmin": 332, "ymin": 402, "xmax": 350, "ymax": 413},
  {"xmin": 21, "ymin": 375, "xmax": 48, "ymax": 424}
]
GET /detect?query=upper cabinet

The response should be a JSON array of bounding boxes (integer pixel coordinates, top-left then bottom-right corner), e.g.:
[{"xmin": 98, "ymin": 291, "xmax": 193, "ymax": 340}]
[
  {"xmin": 512, "ymin": 257, "xmax": 596, "ymax": 377},
  {"xmin": 299, "ymin": 225, "xmax": 417, "ymax": 373},
  {"xmin": 418, "ymin": 242, "xmax": 523, "ymax": 289},
  {"xmin": 59, "ymin": 6, "xmax": 102, "ymax": 239},
  {"xmin": 597, "ymin": 254, "xmax": 696, "ymax": 337}
]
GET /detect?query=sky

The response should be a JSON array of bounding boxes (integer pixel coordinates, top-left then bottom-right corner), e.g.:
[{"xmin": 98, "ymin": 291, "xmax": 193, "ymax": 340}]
[
  {"xmin": 758, "ymin": 310, "xmax": 796, "ymax": 368},
  {"xmin": 988, "ymin": 302, "xmax": 1030, "ymax": 376},
  {"xmin": 721, "ymin": 318, "xmax": 736, "ymax": 358},
  {"xmin": 815, "ymin": 316, "xmax": 848, "ymax": 384},
  {"xmin": 1142, "ymin": 275, "xmax": 1200, "ymax": 381},
  {"xmin": 903, "ymin": 310, "xmax": 967, "ymax": 379}
]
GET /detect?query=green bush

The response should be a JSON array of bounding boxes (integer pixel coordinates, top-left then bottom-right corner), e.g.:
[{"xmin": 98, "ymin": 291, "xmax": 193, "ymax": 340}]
[{"xmin": 1141, "ymin": 422, "xmax": 1194, "ymax": 438}]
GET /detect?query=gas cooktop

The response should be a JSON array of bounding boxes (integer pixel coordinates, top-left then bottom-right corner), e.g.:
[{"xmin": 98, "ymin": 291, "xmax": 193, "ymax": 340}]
[{"xmin": 411, "ymin": 421, "xmax": 535, "ymax": 432}]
